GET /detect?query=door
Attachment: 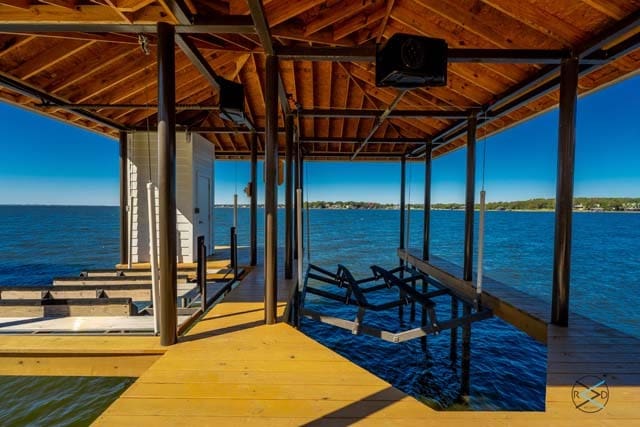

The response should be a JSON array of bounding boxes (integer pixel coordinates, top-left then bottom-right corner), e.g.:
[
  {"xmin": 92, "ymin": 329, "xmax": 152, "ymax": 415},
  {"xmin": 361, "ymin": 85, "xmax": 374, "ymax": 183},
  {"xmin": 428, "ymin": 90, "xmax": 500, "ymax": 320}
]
[{"xmin": 196, "ymin": 175, "xmax": 211, "ymax": 253}]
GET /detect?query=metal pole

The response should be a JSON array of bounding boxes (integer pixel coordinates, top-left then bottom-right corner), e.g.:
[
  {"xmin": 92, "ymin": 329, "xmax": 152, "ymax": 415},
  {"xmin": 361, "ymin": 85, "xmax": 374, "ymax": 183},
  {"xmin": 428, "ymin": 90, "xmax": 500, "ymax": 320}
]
[
  {"xmin": 250, "ymin": 132, "xmax": 258, "ymax": 266},
  {"xmin": 197, "ymin": 236, "xmax": 207, "ymax": 311},
  {"xmin": 421, "ymin": 142, "xmax": 432, "ymax": 352},
  {"xmin": 423, "ymin": 142, "xmax": 432, "ymax": 261},
  {"xmin": 461, "ymin": 113, "xmax": 477, "ymax": 397},
  {"xmin": 464, "ymin": 114, "xmax": 477, "ymax": 282},
  {"xmin": 157, "ymin": 21, "xmax": 177, "ymax": 346},
  {"xmin": 285, "ymin": 114, "xmax": 294, "ymax": 279},
  {"xmin": 299, "ymin": 154, "xmax": 305, "ymax": 256},
  {"xmin": 119, "ymin": 131, "xmax": 128, "ymax": 265},
  {"xmin": 552, "ymin": 55, "xmax": 579, "ymax": 327},
  {"xmin": 399, "ymin": 156, "xmax": 406, "ymax": 254},
  {"xmin": 296, "ymin": 188, "xmax": 303, "ymax": 326},
  {"xmin": 264, "ymin": 54, "xmax": 279, "ymax": 324},
  {"xmin": 147, "ymin": 183, "xmax": 160, "ymax": 335},
  {"xmin": 398, "ymin": 156, "xmax": 406, "ymax": 322},
  {"xmin": 294, "ymin": 122, "xmax": 300, "ymax": 260}
]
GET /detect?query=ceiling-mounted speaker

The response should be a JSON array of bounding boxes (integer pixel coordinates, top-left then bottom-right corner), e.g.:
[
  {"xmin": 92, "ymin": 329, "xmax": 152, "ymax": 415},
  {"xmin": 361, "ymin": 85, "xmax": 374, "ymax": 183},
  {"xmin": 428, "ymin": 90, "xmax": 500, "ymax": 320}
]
[
  {"xmin": 376, "ymin": 33, "xmax": 448, "ymax": 88},
  {"xmin": 218, "ymin": 78, "xmax": 246, "ymax": 124}
]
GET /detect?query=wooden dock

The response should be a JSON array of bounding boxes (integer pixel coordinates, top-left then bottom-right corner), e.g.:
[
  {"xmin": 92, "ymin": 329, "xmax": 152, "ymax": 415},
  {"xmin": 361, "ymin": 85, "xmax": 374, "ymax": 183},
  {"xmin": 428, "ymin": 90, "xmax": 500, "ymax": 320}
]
[{"xmin": 91, "ymin": 258, "xmax": 640, "ymax": 425}]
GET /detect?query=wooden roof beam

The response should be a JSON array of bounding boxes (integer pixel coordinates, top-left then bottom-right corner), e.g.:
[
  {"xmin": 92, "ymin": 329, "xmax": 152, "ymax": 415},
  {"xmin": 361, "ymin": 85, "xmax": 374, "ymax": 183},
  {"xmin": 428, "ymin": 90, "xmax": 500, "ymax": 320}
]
[{"xmin": 303, "ymin": 0, "xmax": 374, "ymax": 37}]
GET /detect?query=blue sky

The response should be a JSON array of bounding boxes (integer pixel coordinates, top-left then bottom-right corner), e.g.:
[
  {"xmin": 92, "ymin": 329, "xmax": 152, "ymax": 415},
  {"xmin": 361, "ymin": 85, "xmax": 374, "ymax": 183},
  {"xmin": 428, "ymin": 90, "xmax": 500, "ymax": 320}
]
[{"xmin": 1, "ymin": 75, "xmax": 639, "ymax": 205}]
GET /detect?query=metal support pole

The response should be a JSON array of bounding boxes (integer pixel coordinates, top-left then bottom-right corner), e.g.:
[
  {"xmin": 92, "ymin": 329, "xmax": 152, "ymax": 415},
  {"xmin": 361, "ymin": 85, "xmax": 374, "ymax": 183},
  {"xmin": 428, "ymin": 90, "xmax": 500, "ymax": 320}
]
[
  {"xmin": 461, "ymin": 113, "xmax": 477, "ymax": 395},
  {"xmin": 552, "ymin": 55, "xmax": 579, "ymax": 327},
  {"xmin": 157, "ymin": 22, "xmax": 177, "ymax": 346},
  {"xmin": 250, "ymin": 132, "xmax": 258, "ymax": 266},
  {"xmin": 464, "ymin": 115, "xmax": 477, "ymax": 282},
  {"xmin": 285, "ymin": 114, "xmax": 294, "ymax": 279},
  {"xmin": 423, "ymin": 142, "xmax": 432, "ymax": 261},
  {"xmin": 119, "ymin": 131, "xmax": 128, "ymax": 265},
  {"xmin": 421, "ymin": 142, "xmax": 432, "ymax": 351},
  {"xmin": 398, "ymin": 156, "xmax": 406, "ymax": 322},
  {"xmin": 264, "ymin": 54, "xmax": 279, "ymax": 324},
  {"xmin": 197, "ymin": 236, "xmax": 206, "ymax": 311},
  {"xmin": 299, "ymin": 154, "xmax": 305, "ymax": 256},
  {"xmin": 293, "ymin": 126, "xmax": 300, "ymax": 261},
  {"xmin": 461, "ymin": 304, "xmax": 472, "ymax": 397}
]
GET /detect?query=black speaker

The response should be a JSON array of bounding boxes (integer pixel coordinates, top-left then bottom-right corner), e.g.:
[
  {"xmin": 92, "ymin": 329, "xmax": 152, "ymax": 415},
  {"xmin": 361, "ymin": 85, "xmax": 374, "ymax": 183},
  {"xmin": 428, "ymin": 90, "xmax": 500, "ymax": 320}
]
[
  {"xmin": 376, "ymin": 34, "xmax": 448, "ymax": 88},
  {"xmin": 218, "ymin": 78, "xmax": 246, "ymax": 123}
]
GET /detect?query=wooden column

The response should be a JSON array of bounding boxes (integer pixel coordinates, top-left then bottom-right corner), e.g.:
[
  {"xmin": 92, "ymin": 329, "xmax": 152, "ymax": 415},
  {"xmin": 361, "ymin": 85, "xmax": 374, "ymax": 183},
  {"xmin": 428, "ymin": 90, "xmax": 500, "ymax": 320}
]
[
  {"xmin": 552, "ymin": 56, "xmax": 579, "ymax": 327},
  {"xmin": 119, "ymin": 131, "xmax": 128, "ymax": 265},
  {"xmin": 250, "ymin": 132, "xmax": 258, "ymax": 266},
  {"xmin": 284, "ymin": 114, "xmax": 294, "ymax": 279},
  {"xmin": 264, "ymin": 54, "xmax": 278, "ymax": 324},
  {"xmin": 157, "ymin": 22, "xmax": 177, "ymax": 346}
]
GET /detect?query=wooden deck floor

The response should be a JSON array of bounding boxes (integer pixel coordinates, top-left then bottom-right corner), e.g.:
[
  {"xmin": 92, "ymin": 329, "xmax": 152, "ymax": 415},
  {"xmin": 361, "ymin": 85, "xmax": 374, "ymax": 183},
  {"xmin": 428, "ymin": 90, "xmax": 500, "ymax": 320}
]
[{"xmin": 93, "ymin": 257, "xmax": 640, "ymax": 425}]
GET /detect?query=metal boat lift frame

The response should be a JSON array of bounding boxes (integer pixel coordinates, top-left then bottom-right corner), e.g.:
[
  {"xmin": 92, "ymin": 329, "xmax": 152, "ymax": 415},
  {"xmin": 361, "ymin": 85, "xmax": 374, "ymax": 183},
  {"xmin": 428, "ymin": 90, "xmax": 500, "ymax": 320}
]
[{"xmin": 300, "ymin": 263, "xmax": 492, "ymax": 344}]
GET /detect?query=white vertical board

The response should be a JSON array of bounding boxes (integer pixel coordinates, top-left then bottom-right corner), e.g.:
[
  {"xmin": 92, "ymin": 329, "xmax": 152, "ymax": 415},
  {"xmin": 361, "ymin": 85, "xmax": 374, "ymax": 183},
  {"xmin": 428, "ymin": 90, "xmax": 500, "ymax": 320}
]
[
  {"xmin": 191, "ymin": 133, "xmax": 215, "ymax": 259},
  {"xmin": 127, "ymin": 131, "xmax": 195, "ymax": 263}
]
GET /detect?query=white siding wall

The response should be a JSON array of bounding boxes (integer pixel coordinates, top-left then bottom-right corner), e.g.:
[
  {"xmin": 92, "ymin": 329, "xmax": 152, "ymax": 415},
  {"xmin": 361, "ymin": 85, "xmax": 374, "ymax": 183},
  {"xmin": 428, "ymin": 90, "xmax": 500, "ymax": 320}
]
[
  {"xmin": 127, "ymin": 131, "xmax": 194, "ymax": 263},
  {"xmin": 191, "ymin": 133, "xmax": 215, "ymax": 258}
]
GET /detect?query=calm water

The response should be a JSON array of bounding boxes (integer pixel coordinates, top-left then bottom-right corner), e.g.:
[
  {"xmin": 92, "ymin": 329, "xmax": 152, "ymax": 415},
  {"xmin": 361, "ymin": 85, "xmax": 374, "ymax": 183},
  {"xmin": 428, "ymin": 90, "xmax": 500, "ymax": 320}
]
[{"xmin": 0, "ymin": 205, "xmax": 638, "ymax": 422}]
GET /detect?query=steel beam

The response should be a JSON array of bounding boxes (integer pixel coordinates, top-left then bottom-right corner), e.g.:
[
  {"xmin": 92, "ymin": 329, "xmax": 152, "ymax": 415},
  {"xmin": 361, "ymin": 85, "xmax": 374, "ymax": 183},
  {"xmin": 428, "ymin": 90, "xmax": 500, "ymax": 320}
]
[
  {"xmin": 0, "ymin": 72, "xmax": 125, "ymax": 131},
  {"xmin": 352, "ymin": 90, "xmax": 407, "ymax": 160},
  {"xmin": 175, "ymin": 34, "xmax": 222, "ymax": 90},
  {"xmin": 299, "ymin": 108, "xmax": 470, "ymax": 119},
  {"xmin": 410, "ymin": 10, "xmax": 640, "ymax": 157},
  {"xmin": 250, "ymin": 132, "xmax": 258, "ymax": 267},
  {"xmin": 38, "ymin": 103, "xmax": 219, "ymax": 111},
  {"xmin": 119, "ymin": 131, "xmax": 128, "ymax": 265},
  {"xmin": 247, "ymin": 0, "xmax": 290, "ymax": 118},
  {"xmin": 157, "ymin": 22, "xmax": 178, "ymax": 346},
  {"xmin": 552, "ymin": 56, "xmax": 579, "ymax": 327},
  {"xmin": 302, "ymin": 137, "xmax": 426, "ymax": 145},
  {"xmin": 284, "ymin": 115, "xmax": 294, "ymax": 279},
  {"xmin": 264, "ymin": 54, "xmax": 279, "ymax": 325},
  {"xmin": 0, "ymin": 21, "xmax": 256, "ymax": 34},
  {"xmin": 275, "ymin": 46, "xmax": 608, "ymax": 64}
]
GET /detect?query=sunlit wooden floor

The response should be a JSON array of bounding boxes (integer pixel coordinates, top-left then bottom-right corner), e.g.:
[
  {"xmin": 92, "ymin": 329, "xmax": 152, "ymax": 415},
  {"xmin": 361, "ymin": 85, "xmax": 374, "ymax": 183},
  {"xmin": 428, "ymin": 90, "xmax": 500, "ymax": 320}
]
[{"xmin": 92, "ymin": 261, "xmax": 639, "ymax": 425}]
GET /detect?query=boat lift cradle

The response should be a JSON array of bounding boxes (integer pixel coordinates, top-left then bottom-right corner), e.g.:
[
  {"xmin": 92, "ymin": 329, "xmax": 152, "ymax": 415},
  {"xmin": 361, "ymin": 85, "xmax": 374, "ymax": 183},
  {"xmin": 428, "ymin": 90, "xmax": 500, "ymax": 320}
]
[{"xmin": 300, "ymin": 263, "xmax": 492, "ymax": 344}]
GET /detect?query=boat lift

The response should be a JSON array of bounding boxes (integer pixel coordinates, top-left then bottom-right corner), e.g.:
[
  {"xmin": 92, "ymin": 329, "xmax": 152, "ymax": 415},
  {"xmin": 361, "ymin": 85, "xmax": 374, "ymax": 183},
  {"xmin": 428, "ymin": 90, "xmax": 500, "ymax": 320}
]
[{"xmin": 299, "ymin": 263, "xmax": 493, "ymax": 344}]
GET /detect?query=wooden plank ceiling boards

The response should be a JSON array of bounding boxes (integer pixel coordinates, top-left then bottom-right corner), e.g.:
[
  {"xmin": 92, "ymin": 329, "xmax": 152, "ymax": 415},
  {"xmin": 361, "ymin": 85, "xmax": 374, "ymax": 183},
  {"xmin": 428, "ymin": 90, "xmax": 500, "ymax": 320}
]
[{"xmin": 0, "ymin": 0, "xmax": 639, "ymax": 160}]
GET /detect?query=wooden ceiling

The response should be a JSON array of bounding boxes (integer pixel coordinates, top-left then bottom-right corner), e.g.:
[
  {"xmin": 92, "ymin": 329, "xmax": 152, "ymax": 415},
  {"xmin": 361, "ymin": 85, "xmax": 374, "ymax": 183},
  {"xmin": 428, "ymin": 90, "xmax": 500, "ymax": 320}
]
[{"xmin": 0, "ymin": 0, "xmax": 639, "ymax": 160}]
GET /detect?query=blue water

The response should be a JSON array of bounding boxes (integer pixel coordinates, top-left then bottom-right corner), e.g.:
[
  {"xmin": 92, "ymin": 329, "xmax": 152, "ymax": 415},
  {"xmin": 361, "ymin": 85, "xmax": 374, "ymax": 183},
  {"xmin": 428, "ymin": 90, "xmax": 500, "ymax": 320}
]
[{"xmin": 0, "ymin": 206, "xmax": 638, "ymax": 420}]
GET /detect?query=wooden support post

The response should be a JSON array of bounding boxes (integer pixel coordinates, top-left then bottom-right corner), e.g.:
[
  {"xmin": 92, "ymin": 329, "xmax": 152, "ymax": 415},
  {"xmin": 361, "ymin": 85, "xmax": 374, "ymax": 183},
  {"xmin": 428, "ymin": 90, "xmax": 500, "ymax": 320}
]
[
  {"xmin": 421, "ymin": 142, "xmax": 433, "ymax": 351},
  {"xmin": 119, "ymin": 131, "xmax": 128, "ymax": 266},
  {"xmin": 157, "ymin": 22, "xmax": 177, "ymax": 346},
  {"xmin": 264, "ymin": 54, "xmax": 278, "ymax": 325},
  {"xmin": 250, "ymin": 132, "xmax": 258, "ymax": 266},
  {"xmin": 285, "ymin": 115, "xmax": 294, "ymax": 279},
  {"xmin": 552, "ymin": 56, "xmax": 579, "ymax": 327}
]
